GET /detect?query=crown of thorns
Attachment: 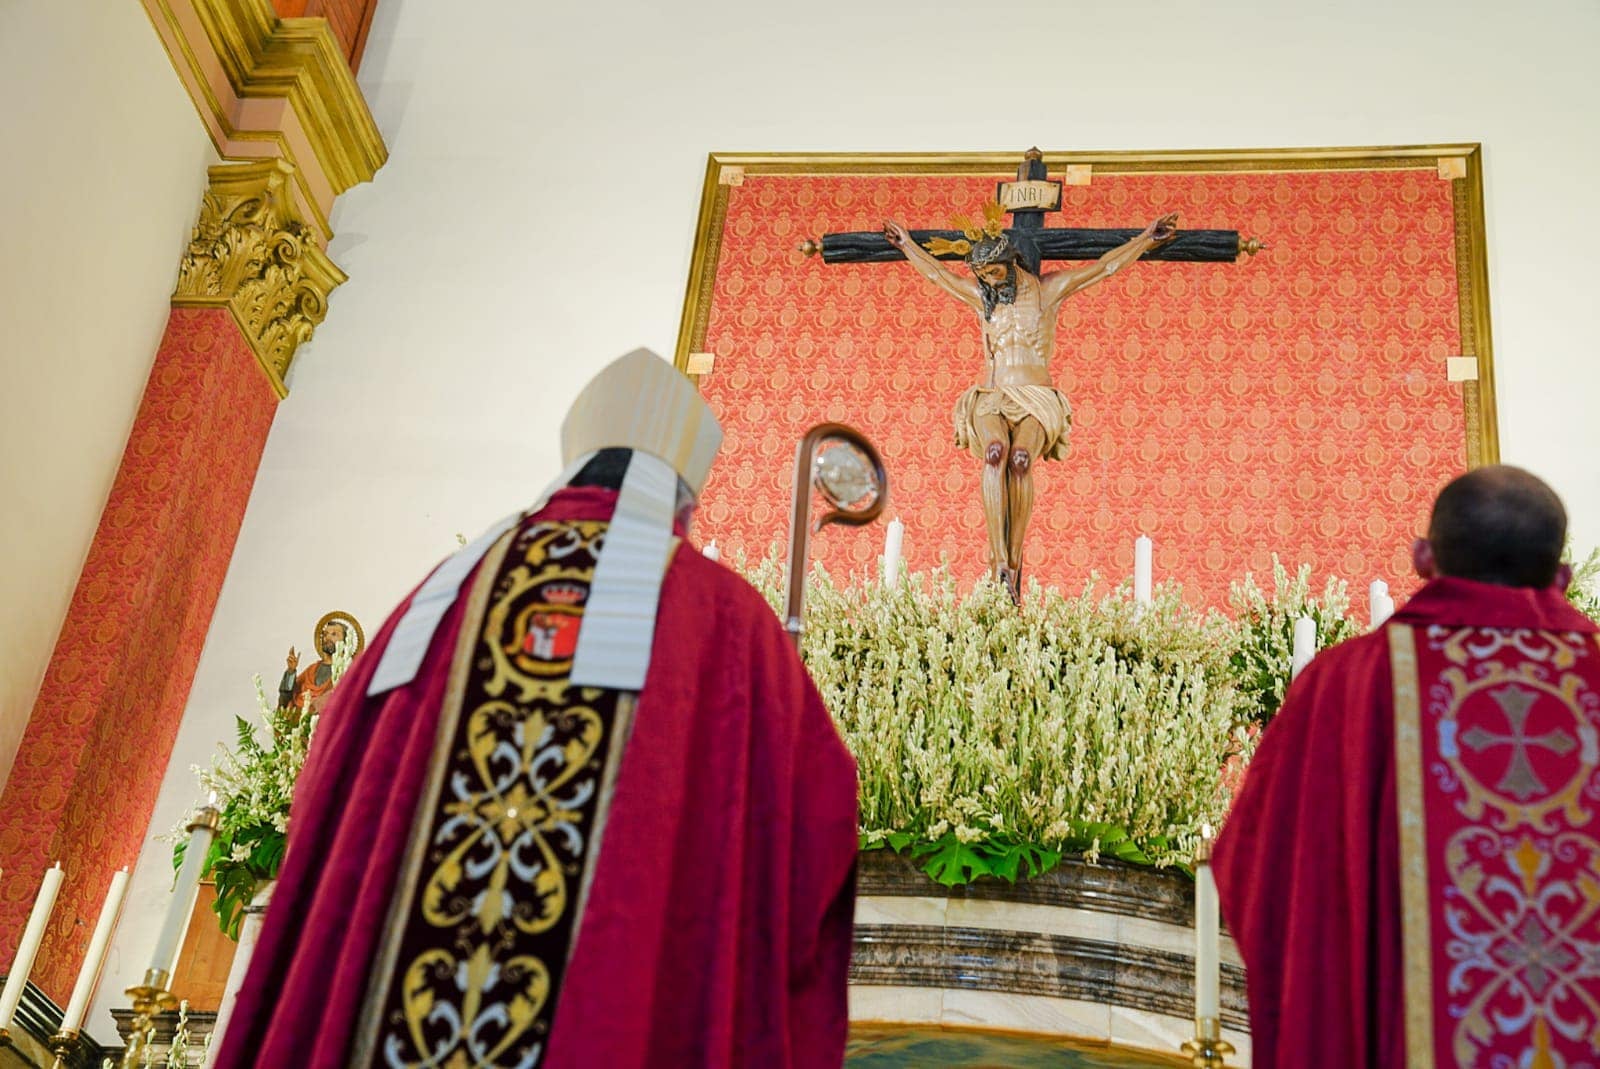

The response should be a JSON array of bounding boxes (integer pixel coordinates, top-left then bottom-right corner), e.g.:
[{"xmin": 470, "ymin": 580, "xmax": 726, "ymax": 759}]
[{"xmin": 921, "ymin": 202, "xmax": 1011, "ymax": 261}]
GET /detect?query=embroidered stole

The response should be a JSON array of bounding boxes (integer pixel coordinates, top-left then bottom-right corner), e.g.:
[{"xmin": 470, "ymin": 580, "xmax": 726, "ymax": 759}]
[
  {"xmin": 1391, "ymin": 622, "xmax": 1600, "ymax": 1068},
  {"xmin": 354, "ymin": 519, "xmax": 636, "ymax": 1068}
]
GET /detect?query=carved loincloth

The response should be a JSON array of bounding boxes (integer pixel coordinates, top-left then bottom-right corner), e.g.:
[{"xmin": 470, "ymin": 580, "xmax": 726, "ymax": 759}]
[{"xmin": 952, "ymin": 384, "xmax": 1072, "ymax": 461}]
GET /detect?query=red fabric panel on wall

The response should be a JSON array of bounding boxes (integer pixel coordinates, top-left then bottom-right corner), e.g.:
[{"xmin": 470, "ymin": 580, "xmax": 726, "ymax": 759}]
[
  {"xmin": 275, "ymin": 0, "xmax": 378, "ymax": 70},
  {"xmin": 0, "ymin": 307, "xmax": 277, "ymax": 1000},
  {"xmin": 696, "ymin": 170, "xmax": 1465, "ymax": 606}
]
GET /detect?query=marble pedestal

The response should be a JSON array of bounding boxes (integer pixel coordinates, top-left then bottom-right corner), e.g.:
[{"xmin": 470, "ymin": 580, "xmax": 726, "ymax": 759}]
[{"xmin": 848, "ymin": 850, "xmax": 1253, "ymax": 1066}]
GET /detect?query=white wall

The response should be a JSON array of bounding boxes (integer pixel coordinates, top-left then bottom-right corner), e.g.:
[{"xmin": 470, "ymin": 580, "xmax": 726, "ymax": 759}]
[
  {"xmin": 0, "ymin": 1, "xmax": 216, "ymax": 788},
  {"xmin": 98, "ymin": 0, "xmax": 1600, "ymax": 1035}
]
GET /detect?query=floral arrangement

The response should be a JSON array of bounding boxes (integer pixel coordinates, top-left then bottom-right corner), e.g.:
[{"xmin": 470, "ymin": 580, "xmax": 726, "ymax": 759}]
[
  {"xmin": 1226, "ymin": 556, "xmax": 1360, "ymax": 725},
  {"xmin": 172, "ymin": 633, "xmax": 356, "ymax": 937},
  {"xmin": 747, "ymin": 555, "xmax": 1264, "ymax": 882},
  {"xmin": 1566, "ymin": 545, "xmax": 1600, "ymax": 622},
  {"xmin": 185, "ymin": 537, "xmax": 1520, "ymax": 900}
]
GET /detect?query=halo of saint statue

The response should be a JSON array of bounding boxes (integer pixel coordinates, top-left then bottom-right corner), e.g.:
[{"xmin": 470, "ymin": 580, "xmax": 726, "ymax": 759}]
[{"xmin": 278, "ymin": 609, "xmax": 364, "ymax": 716}]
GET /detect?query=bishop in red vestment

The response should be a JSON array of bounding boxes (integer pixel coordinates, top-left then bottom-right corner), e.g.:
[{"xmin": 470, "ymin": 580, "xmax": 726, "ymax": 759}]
[
  {"xmin": 1215, "ymin": 465, "xmax": 1599, "ymax": 1069},
  {"xmin": 213, "ymin": 350, "xmax": 860, "ymax": 1069}
]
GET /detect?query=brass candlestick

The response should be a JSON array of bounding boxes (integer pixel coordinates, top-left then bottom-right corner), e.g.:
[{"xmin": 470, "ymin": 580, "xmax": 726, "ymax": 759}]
[
  {"xmin": 1181, "ymin": 1015, "xmax": 1235, "ymax": 1068},
  {"xmin": 120, "ymin": 969, "xmax": 177, "ymax": 1068},
  {"xmin": 47, "ymin": 1027, "xmax": 82, "ymax": 1068}
]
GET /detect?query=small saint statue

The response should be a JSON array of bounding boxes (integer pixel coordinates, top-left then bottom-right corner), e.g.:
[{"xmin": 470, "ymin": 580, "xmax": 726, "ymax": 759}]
[
  {"xmin": 279, "ymin": 611, "xmax": 363, "ymax": 715},
  {"xmin": 882, "ymin": 203, "xmax": 1177, "ymax": 602}
]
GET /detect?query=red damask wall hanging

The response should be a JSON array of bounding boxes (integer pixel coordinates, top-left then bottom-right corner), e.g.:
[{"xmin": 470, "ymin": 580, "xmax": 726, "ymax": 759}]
[{"xmin": 676, "ymin": 148, "xmax": 1496, "ymax": 609}]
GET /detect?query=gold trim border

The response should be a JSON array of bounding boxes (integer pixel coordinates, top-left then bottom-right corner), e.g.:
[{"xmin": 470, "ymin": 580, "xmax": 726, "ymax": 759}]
[
  {"xmin": 141, "ymin": 0, "xmax": 388, "ymax": 241},
  {"xmin": 1453, "ymin": 148, "xmax": 1499, "ymax": 464},
  {"xmin": 1389, "ymin": 622, "xmax": 1437, "ymax": 1068},
  {"xmin": 674, "ymin": 145, "xmax": 1498, "ymax": 467}
]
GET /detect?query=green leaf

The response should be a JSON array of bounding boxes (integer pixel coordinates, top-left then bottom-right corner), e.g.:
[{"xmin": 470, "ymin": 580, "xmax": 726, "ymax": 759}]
[
  {"xmin": 912, "ymin": 835, "xmax": 994, "ymax": 886},
  {"xmin": 985, "ymin": 841, "xmax": 1023, "ymax": 882}
]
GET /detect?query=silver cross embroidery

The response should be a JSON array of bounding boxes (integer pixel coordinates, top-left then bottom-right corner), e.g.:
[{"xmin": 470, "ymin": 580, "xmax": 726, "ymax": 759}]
[{"xmin": 1460, "ymin": 685, "xmax": 1576, "ymax": 801}]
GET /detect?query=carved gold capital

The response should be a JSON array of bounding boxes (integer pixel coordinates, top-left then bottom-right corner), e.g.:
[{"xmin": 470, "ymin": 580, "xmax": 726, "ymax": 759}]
[{"xmin": 173, "ymin": 158, "xmax": 347, "ymax": 397}]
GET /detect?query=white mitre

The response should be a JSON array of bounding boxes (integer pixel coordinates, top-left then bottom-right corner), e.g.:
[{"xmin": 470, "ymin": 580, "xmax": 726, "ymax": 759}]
[
  {"xmin": 369, "ymin": 348, "xmax": 723, "ymax": 697},
  {"xmin": 561, "ymin": 347, "xmax": 723, "ymax": 497}
]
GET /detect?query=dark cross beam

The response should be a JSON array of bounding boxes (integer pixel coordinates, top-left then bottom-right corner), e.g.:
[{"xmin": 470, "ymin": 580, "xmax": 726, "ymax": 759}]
[{"xmin": 799, "ymin": 149, "xmax": 1258, "ymax": 265}]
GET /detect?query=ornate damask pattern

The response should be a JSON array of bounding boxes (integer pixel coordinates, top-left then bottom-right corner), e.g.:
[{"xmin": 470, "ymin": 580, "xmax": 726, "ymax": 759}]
[
  {"xmin": 364, "ymin": 521, "xmax": 625, "ymax": 1069},
  {"xmin": 695, "ymin": 170, "xmax": 1464, "ymax": 606},
  {"xmin": 174, "ymin": 160, "xmax": 346, "ymax": 393},
  {"xmin": 1396, "ymin": 625, "xmax": 1600, "ymax": 1067},
  {"xmin": 0, "ymin": 307, "xmax": 277, "ymax": 999}
]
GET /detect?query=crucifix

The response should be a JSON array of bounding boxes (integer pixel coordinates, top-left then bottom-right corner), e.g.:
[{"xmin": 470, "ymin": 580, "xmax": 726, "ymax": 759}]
[{"xmin": 798, "ymin": 149, "xmax": 1261, "ymax": 603}]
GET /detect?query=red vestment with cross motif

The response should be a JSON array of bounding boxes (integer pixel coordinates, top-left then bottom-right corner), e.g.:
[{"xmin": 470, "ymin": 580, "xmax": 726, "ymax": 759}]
[{"xmin": 1216, "ymin": 576, "xmax": 1600, "ymax": 1069}]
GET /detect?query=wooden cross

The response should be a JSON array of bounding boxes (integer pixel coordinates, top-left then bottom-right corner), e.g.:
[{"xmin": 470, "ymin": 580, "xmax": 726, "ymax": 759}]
[{"xmin": 799, "ymin": 149, "xmax": 1259, "ymax": 266}]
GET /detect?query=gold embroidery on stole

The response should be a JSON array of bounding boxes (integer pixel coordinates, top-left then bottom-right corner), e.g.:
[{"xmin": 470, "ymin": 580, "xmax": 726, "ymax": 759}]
[{"xmin": 1390, "ymin": 622, "xmax": 1438, "ymax": 1068}]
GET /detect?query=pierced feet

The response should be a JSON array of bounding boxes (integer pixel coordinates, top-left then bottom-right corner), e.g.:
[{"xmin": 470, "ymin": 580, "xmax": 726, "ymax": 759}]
[{"xmin": 995, "ymin": 564, "xmax": 1023, "ymax": 606}]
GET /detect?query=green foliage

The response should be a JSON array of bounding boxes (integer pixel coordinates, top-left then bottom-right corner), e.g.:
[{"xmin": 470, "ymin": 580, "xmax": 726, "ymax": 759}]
[
  {"xmin": 911, "ymin": 834, "xmax": 1063, "ymax": 887},
  {"xmin": 171, "ymin": 635, "xmax": 355, "ymax": 939},
  {"xmin": 1226, "ymin": 556, "xmax": 1360, "ymax": 725},
  {"xmin": 1565, "ymin": 544, "xmax": 1600, "ymax": 623}
]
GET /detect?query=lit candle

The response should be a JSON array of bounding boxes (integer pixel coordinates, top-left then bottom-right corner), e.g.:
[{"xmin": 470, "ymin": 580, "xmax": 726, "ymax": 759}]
[
  {"xmin": 1291, "ymin": 616, "xmax": 1317, "ymax": 681},
  {"xmin": 883, "ymin": 517, "xmax": 905, "ymax": 589},
  {"xmin": 150, "ymin": 798, "xmax": 219, "ymax": 983},
  {"xmin": 702, "ymin": 539, "xmax": 720, "ymax": 562},
  {"xmin": 1195, "ymin": 825, "xmax": 1221, "ymax": 1023},
  {"xmin": 1369, "ymin": 579, "xmax": 1394, "ymax": 629},
  {"xmin": 59, "ymin": 867, "xmax": 130, "ymax": 1033},
  {"xmin": 1134, "ymin": 534, "xmax": 1153, "ymax": 607},
  {"xmin": 0, "ymin": 862, "xmax": 64, "ymax": 1027}
]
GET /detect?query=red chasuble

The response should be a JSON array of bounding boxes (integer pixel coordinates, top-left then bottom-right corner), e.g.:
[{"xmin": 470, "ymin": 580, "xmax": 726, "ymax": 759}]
[
  {"xmin": 212, "ymin": 487, "xmax": 860, "ymax": 1069},
  {"xmin": 1214, "ymin": 577, "xmax": 1600, "ymax": 1069}
]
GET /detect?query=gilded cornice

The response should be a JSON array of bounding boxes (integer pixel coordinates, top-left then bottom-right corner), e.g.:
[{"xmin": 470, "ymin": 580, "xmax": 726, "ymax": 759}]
[
  {"xmin": 174, "ymin": 159, "xmax": 347, "ymax": 398},
  {"xmin": 144, "ymin": 0, "xmax": 387, "ymax": 239},
  {"xmin": 191, "ymin": 0, "xmax": 386, "ymax": 193}
]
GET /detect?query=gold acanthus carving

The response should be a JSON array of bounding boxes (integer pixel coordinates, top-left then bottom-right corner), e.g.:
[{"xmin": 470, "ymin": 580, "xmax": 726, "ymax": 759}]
[{"xmin": 174, "ymin": 159, "xmax": 347, "ymax": 398}]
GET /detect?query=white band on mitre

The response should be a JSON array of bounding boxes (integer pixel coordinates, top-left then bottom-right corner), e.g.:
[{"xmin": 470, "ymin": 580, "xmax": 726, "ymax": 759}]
[
  {"xmin": 562, "ymin": 348, "xmax": 723, "ymax": 498},
  {"xmin": 568, "ymin": 451, "xmax": 680, "ymax": 691}
]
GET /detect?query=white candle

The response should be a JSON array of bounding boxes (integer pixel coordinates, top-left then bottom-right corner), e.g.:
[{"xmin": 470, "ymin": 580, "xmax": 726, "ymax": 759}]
[
  {"xmin": 0, "ymin": 862, "xmax": 64, "ymax": 1027},
  {"xmin": 1369, "ymin": 579, "xmax": 1394, "ymax": 629},
  {"xmin": 1195, "ymin": 825, "xmax": 1221, "ymax": 1022},
  {"xmin": 883, "ymin": 517, "xmax": 905, "ymax": 589},
  {"xmin": 702, "ymin": 539, "xmax": 720, "ymax": 562},
  {"xmin": 151, "ymin": 802, "xmax": 217, "ymax": 980},
  {"xmin": 1134, "ymin": 534, "xmax": 1153, "ymax": 607},
  {"xmin": 59, "ymin": 867, "xmax": 130, "ymax": 1033},
  {"xmin": 1291, "ymin": 615, "xmax": 1317, "ymax": 681}
]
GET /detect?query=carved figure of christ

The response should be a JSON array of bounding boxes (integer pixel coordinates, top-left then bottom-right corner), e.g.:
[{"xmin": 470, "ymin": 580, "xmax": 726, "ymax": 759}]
[{"xmin": 881, "ymin": 213, "xmax": 1177, "ymax": 602}]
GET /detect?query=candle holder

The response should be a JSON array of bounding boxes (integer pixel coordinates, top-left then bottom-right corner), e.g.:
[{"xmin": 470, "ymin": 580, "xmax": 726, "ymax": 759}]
[
  {"xmin": 188, "ymin": 803, "xmax": 222, "ymax": 840},
  {"xmin": 48, "ymin": 1027, "xmax": 83, "ymax": 1068},
  {"xmin": 1181, "ymin": 1015, "xmax": 1235, "ymax": 1068},
  {"xmin": 120, "ymin": 969, "xmax": 178, "ymax": 1068}
]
